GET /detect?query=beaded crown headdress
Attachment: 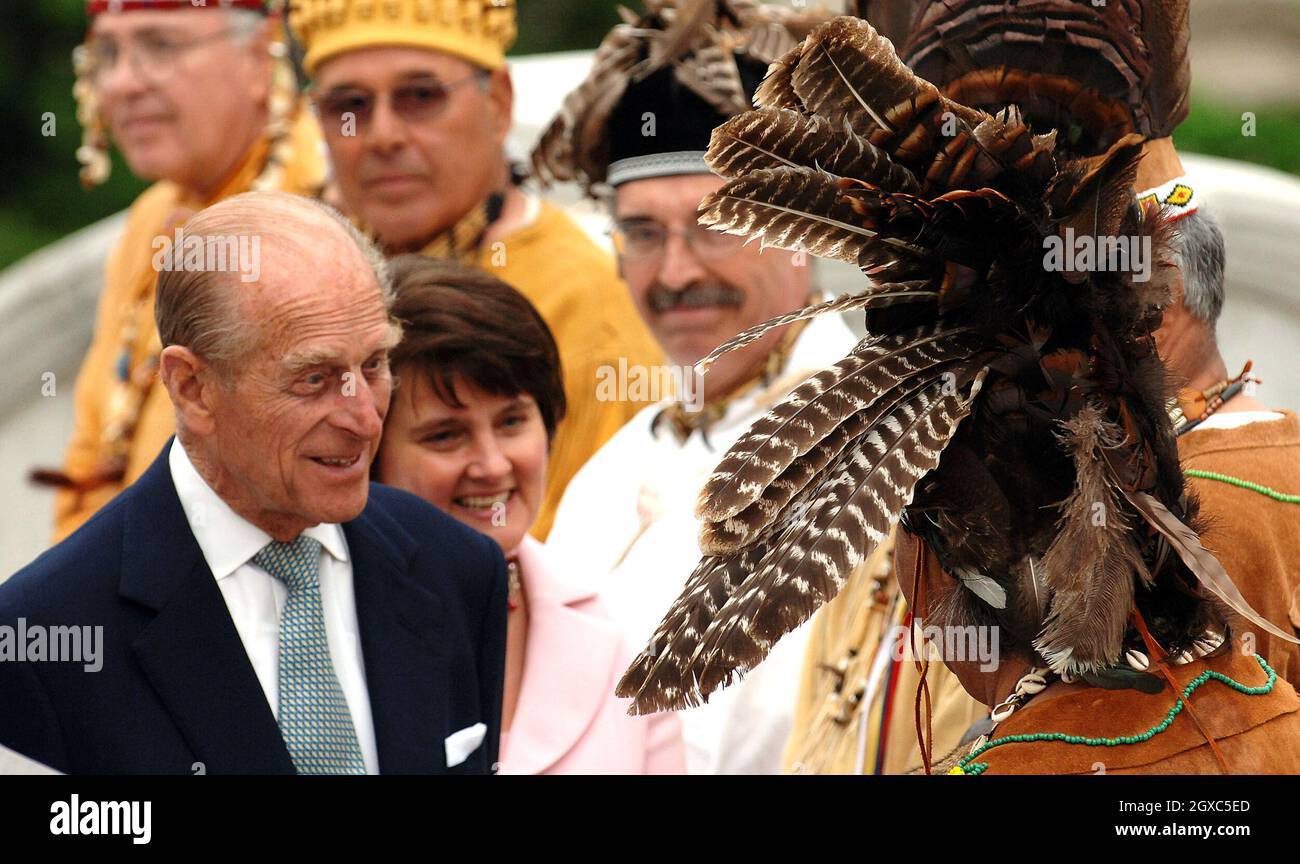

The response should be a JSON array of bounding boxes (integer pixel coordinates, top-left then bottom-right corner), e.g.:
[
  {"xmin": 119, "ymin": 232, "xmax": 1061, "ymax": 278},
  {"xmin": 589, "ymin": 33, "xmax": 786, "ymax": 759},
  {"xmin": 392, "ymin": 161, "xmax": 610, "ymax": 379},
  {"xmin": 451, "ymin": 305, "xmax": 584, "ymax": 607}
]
[{"xmin": 289, "ymin": 0, "xmax": 517, "ymax": 76}]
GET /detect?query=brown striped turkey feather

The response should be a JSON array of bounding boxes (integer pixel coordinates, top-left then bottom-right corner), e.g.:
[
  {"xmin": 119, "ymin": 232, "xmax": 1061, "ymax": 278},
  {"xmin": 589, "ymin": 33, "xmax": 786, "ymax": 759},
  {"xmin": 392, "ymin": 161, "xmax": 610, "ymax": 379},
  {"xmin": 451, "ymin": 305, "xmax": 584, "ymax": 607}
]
[
  {"xmin": 617, "ymin": 11, "xmax": 1295, "ymax": 714},
  {"xmin": 901, "ymin": 0, "xmax": 1192, "ymax": 154}
]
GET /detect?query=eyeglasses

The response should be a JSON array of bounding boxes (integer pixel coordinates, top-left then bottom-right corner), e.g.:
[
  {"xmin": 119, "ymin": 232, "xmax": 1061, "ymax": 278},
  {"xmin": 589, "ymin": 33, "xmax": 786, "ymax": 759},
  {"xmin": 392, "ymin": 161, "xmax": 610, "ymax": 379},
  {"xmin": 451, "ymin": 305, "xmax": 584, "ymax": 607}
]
[
  {"xmin": 83, "ymin": 27, "xmax": 242, "ymax": 85},
  {"xmin": 313, "ymin": 73, "xmax": 489, "ymax": 134},
  {"xmin": 611, "ymin": 218, "xmax": 744, "ymax": 264}
]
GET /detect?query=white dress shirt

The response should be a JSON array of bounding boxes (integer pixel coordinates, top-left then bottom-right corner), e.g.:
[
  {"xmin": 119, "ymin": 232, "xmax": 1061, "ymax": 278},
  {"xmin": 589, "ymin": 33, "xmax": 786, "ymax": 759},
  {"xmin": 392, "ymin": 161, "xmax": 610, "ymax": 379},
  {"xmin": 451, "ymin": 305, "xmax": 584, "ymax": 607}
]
[{"xmin": 168, "ymin": 442, "xmax": 379, "ymax": 774}]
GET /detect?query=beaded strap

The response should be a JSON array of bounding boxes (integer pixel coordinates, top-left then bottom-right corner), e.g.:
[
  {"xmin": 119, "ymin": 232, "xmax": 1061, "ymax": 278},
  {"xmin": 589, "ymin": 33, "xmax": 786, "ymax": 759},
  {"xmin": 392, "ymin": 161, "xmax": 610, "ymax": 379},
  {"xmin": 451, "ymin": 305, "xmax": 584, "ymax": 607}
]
[
  {"xmin": 954, "ymin": 654, "xmax": 1278, "ymax": 775},
  {"xmin": 1184, "ymin": 469, "xmax": 1300, "ymax": 505}
]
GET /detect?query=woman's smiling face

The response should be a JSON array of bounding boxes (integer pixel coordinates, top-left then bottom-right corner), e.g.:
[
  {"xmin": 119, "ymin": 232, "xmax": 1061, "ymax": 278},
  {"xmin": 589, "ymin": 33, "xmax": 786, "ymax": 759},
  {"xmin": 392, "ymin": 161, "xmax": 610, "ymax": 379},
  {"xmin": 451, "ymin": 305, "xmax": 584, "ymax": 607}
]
[{"xmin": 377, "ymin": 367, "xmax": 548, "ymax": 556}]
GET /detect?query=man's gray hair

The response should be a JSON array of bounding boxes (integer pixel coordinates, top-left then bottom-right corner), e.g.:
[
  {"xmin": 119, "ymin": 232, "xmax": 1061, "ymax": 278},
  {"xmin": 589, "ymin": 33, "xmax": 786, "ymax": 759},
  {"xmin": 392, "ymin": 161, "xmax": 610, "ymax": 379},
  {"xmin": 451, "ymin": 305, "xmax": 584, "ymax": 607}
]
[
  {"xmin": 225, "ymin": 7, "xmax": 266, "ymax": 46},
  {"xmin": 1170, "ymin": 206, "xmax": 1226, "ymax": 329},
  {"xmin": 154, "ymin": 191, "xmax": 393, "ymax": 381}
]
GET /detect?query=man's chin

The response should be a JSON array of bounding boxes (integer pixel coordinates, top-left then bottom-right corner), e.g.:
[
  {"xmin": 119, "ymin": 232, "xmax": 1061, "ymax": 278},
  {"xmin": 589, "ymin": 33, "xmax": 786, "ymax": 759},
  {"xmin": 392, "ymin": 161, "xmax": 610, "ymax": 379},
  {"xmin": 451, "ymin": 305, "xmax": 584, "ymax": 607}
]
[
  {"xmin": 299, "ymin": 483, "xmax": 371, "ymax": 527},
  {"xmin": 662, "ymin": 331, "xmax": 737, "ymax": 367},
  {"xmin": 309, "ymin": 500, "xmax": 368, "ymax": 527},
  {"xmin": 364, "ymin": 209, "xmax": 448, "ymax": 254},
  {"xmin": 118, "ymin": 145, "xmax": 181, "ymax": 184}
]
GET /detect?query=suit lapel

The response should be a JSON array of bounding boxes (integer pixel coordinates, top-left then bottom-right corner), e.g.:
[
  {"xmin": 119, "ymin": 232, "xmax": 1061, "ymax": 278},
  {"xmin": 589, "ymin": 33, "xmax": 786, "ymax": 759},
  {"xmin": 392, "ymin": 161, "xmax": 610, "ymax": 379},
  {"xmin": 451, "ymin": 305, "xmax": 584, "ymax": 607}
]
[
  {"xmin": 122, "ymin": 442, "xmax": 294, "ymax": 774},
  {"xmin": 346, "ymin": 500, "xmax": 445, "ymax": 774},
  {"xmin": 503, "ymin": 540, "xmax": 623, "ymax": 775}
]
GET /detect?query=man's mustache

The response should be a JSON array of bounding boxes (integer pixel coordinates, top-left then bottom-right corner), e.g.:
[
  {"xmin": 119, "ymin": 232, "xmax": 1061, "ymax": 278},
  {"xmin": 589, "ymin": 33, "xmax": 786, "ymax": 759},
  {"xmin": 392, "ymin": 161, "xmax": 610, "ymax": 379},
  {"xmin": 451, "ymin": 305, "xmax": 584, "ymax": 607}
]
[{"xmin": 646, "ymin": 282, "xmax": 745, "ymax": 314}]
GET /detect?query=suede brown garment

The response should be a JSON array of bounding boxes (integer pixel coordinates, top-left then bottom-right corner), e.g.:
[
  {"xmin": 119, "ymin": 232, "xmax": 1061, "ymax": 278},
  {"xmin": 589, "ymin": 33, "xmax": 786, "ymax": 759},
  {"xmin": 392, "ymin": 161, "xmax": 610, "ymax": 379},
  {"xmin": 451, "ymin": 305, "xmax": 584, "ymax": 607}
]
[
  {"xmin": 1179, "ymin": 411, "xmax": 1300, "ymax": 688},
  {"xmin": 960, "ymin": 646, "xmax": 1300, "ymax": 774}
]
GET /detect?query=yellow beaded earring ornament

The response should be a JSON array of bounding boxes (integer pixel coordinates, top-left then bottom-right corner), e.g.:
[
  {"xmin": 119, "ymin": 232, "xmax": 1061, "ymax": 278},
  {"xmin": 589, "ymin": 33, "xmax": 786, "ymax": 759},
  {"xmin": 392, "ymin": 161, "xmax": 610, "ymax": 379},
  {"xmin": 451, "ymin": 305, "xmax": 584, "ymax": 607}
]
[{"xmin": 72, "ymin": 42, "xmax": 111, "ymax": 189}]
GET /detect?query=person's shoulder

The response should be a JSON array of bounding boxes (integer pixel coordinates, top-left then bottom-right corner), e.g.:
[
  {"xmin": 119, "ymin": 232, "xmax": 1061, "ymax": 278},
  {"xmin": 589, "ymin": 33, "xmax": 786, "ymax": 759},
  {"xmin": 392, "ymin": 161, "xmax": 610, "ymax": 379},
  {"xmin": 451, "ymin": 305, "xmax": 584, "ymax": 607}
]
[
  {"xmin": 530, "ymin": 199, "xmax": 604, "ymax": 246},
  {"xmin": 0, "ymin": 492, "xmax": 130, "ymax": 620},
  {"xmin": 522, "ymin": 538, "xmax": 631, "ymax": 646},
  {"xmin": 98, "ymin": 181, "xmax": 182, "ymax": 291},
  {"xmin": 501, "ymin": 199, "xmax": 618, "ymax": 275},
  {"xmin": 548, "ymin": 404, "xmax": 661, "ymax": 537},
  {"xmin": 360, "ymin": 486, "xmax": 504, "ymax": 615},
  {"xmin": 365, "ymin": 483, "xmax": 476, "ymax": 539},
  {"xmin": 363, "ymin": 483, "xmax": 500, "ymax": 564},
  {"xmin": 122, "ymin": 181, "xmax": 182, "ymax": 233}
]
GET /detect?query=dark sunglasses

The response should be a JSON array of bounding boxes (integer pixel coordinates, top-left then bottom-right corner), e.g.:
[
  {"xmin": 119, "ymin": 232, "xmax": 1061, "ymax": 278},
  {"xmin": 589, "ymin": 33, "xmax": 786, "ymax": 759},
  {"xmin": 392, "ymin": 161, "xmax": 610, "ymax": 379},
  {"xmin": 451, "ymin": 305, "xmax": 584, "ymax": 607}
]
[{"xmin": 313, "ymin": 72, "xmax": 488, "ymax": 133}]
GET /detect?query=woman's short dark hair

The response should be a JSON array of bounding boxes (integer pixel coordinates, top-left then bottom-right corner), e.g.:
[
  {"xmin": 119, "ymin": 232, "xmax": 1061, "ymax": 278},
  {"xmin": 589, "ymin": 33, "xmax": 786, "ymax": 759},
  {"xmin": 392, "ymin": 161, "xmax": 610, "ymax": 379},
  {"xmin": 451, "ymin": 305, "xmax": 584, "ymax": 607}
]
[{"xmin": 384, "ymin": 255, "xmax": 566, "ymax": 440}]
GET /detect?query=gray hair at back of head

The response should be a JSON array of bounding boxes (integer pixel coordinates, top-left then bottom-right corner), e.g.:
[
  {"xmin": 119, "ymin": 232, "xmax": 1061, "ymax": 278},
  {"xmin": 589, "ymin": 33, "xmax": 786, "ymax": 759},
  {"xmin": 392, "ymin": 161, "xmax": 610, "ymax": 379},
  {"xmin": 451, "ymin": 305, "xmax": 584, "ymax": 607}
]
[
  {"xmin": 1171, "ymin": 206, "xmax": 1226, "ymax": 330},
  {"xmin": 154, "ymin": 191, "xmax": 392, "ymax": 379}
]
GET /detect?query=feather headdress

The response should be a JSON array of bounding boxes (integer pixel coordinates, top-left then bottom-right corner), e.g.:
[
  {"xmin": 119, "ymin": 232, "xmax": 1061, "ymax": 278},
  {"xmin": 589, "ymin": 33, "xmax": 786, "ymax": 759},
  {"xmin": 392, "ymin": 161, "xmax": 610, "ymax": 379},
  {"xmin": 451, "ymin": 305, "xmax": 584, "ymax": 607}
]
[
  {"xmin": 530, "ymin": 0, "xmax": 833, "ymax": 195},
  {"xmin": 901, "ymin": 0, "xmax": 1191, "ymax": 156},
  {"xmin": 616, "ymin": 13, "xmax": 1296, "ymax": 714}
]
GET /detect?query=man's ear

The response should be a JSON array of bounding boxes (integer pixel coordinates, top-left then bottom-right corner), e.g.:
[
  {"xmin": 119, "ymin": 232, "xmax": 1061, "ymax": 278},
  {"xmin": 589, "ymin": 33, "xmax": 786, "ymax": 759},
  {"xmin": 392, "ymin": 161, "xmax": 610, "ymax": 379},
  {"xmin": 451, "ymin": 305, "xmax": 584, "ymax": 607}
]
[
  {"xmin": 610, "ymin": 192, "xmax": 626, "ymax": 280},
  {"xmin": 159, "ymin": 345, "xmax": 219, "ymax": 438},
  {"xmin": 485, "ymin": 67, "xmax": 514, "ymax": 145},
  {"xmin": 1169, "ymin": 262, "xmax": 1188, "ymax": 308},
  {"xmin": 245, "ymin": 18, "xmax": 275, "ymax": 106}
]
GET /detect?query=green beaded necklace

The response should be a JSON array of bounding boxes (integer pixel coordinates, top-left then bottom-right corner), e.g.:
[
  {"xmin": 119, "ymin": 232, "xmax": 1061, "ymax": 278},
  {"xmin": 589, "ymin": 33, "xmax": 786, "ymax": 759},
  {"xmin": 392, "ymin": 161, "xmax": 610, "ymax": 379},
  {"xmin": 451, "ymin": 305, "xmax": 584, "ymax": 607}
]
[
  {"xmin": 954, "ymin": 654, "xmax": 1277, "ymax": 776},
  {"xmin": 1184, "ymin": 469, "xmax": 1300, "ymax": 505}
]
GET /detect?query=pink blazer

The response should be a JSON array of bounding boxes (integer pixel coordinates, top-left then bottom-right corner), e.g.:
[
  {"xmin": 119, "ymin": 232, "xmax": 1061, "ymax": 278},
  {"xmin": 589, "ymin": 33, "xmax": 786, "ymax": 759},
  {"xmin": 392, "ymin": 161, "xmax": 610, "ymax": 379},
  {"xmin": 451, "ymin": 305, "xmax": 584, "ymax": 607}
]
[{"xmin": 497, "ymin": 537, "xmax": 685, "ymax": 775}]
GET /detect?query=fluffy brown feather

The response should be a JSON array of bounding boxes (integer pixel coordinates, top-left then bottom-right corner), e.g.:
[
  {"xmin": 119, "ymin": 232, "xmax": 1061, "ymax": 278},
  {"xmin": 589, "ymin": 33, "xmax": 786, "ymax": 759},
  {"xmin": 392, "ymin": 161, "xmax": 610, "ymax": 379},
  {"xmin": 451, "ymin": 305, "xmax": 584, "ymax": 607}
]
[{"xmin": 1034, "ymin": 403, "xmax": 1150, "ymax": 673}]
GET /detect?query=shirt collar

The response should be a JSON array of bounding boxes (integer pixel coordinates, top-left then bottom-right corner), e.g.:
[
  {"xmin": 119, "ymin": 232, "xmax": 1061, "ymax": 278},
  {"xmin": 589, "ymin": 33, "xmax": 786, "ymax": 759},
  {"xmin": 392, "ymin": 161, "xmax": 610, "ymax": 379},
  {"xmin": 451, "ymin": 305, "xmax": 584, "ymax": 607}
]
[{"xmin": 167, "ymin": 440, "xmax": 349, "ymax": 581}]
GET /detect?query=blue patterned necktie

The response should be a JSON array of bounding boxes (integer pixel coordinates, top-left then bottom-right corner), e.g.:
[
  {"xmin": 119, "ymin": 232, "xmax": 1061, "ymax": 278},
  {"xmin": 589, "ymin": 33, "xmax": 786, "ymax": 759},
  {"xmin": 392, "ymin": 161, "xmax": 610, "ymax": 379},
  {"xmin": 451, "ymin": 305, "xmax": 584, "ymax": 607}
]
[{"xmin": 253, "ymin": 535, "xmax": 367, "ymax": 775}]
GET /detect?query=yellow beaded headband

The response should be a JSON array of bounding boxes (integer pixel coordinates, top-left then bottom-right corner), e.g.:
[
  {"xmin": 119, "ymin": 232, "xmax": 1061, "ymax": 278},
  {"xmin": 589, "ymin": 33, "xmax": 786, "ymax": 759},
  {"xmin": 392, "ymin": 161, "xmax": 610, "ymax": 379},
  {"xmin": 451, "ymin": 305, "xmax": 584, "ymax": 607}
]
[{"xmin": 289, "ymin": 0, "xmax": 517, "ymax": 76}]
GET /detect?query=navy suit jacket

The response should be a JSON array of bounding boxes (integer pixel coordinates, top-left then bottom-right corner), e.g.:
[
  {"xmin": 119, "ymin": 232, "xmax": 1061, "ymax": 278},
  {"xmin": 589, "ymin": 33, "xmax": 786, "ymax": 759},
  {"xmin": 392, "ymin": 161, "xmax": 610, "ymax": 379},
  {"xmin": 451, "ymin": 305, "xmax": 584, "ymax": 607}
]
[{"xmin": 0, "ymin": 440, "xmax": 508, "ymax": 774}]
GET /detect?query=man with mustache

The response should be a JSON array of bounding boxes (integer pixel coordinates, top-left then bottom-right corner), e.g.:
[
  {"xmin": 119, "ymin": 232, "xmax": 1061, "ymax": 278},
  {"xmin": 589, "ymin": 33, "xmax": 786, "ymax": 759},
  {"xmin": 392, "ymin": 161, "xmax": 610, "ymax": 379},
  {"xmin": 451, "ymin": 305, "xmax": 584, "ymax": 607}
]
[
  {"xmin": 535, "ymin": 0, "xmax": 857, "ymax": 774},
  {"xmin": 0, "ymin": 192, "xmax": 508, "ymax": 774},
  {"xmin": 40, "ymin": 0, "xmax": 327, "ymax": 541},
  {"xmin": 286, "ymin": 0, "xmax": 662, "ymax": 540}
]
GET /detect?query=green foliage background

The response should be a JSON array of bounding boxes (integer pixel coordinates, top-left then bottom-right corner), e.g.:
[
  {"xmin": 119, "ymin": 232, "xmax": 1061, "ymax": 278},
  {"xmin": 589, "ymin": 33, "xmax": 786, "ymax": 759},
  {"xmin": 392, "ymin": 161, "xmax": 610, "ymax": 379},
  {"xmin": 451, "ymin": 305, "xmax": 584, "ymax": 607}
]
[{"xmin": 3, "ymin": 0, "xmax": 1298, "ymax": 271}]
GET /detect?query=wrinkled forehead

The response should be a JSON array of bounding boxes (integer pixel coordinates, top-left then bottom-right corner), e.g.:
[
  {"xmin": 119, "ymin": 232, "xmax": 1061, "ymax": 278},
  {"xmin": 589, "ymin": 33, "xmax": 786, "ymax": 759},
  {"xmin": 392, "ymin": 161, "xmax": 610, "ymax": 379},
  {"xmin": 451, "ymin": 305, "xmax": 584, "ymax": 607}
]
[
  {"xmin": 312, "ymin": 45, "xmax": 475, "ymax": 90},
  {"xmin": 248, "ymin": 283, "xmax": 398, "ymax": 369},
  {"xmin": 89, "ymin": 6, "xmax": 232, "ymax": 39}
]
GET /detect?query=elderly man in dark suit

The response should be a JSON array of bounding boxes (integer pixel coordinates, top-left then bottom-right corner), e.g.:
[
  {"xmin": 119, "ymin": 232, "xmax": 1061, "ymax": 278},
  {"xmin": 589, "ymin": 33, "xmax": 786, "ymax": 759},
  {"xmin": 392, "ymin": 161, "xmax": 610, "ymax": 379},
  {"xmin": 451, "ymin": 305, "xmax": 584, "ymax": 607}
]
[{"xmin": 0, "ymin": 191, "xmax": 507, "ymax": 774}]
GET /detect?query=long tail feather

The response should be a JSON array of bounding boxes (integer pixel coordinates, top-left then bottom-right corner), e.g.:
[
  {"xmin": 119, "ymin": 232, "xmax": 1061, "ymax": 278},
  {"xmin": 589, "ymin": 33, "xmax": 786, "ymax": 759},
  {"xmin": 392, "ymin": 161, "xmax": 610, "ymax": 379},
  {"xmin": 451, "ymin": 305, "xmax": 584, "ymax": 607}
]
[
  {"xmin": 697, "ymin": 165, "xmax": 907, "ymax": 264},
  {"xmin": 700, "ymin": 362, "xmax": 966, "ymax": 553},
  {"xmin": 706, "ymin": 107, "xmax": 922, "ymax": 192},
  {"xmin": 1124, "ymin": 489, "xmax": 1300, "ymax": 646},
  {"xmin": 695, "ymin": 284, "xmax": 930, "ymax": 374},
  {"xmin": 697, "ymin": 326, "xmax": 979, "ymax": 523},
  {"xmin": 622, "ymin": 369, "xmax": 985, "ymax": 711},
  {"xmin": 616, "ymin": 546, "xmax": 765, "ymax": 711},
  {"xmin": 790, "ymin": 15, "xmax": 931, "ymax": 136},
  {"xmin": 689, "ymin": 368, "xmax": 986, "ymax": 702}
]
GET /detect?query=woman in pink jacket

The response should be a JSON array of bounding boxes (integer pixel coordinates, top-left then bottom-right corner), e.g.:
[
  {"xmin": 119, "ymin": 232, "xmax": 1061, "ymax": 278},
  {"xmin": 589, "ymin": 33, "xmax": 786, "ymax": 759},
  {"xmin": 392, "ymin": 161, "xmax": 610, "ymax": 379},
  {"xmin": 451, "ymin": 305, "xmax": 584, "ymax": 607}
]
[{"xmin": 374, "ymin": 255, "xmax": 684, "ymax": 774}]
